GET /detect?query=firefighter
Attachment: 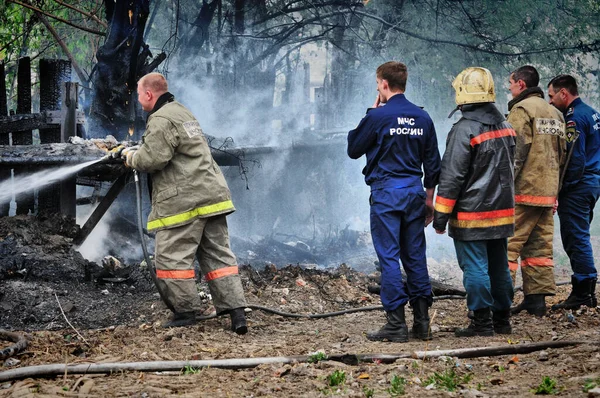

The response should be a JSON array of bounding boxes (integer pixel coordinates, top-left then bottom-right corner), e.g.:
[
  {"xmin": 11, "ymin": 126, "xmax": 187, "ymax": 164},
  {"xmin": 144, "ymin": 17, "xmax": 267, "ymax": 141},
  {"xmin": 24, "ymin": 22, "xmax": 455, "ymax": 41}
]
[
  {"xmin": 347, "ymin": 61, "xmax": 441, "ymax": 342},
  {"xmin": 434, "ymin": 67, "xmax": 516, "ymax": 336},
  {"xmin": 548, "ymin": 74, "xmax": 600, "ymax": 310},
  {"xmin": 506, "ymin": 66, "xmax": 567, "ymax": 317},
  {"xmin": 124, "ymin": 72, "xmax": 248, "ymax": 333}
]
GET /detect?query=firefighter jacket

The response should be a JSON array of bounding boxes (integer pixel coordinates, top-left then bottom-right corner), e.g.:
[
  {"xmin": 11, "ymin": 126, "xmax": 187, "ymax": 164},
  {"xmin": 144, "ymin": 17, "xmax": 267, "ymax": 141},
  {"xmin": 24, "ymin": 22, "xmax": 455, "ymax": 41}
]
[
  {"xmin": 130, "ymin": 92, "xmax": 235, "ymax": 232},
  {"xmin": 433, "ymin": 103, "xmax": 516, "ymax": 241},
  {"xmin": 347, "ymin": 93, "xmax": 441, "ymax": 190},
  {"xmin": 507, "ymin": 87, "xmax": 567, "ymax": 206},
  {"xmin": 561, "ymin": 97, "xmax": 600, "ymax": 189}
]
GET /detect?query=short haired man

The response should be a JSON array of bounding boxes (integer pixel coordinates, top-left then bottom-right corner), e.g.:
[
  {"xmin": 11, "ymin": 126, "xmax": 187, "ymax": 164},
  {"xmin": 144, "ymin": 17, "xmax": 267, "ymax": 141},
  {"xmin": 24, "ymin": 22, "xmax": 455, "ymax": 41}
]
[
  {"xmin": 506, "ymin": 65, "xmax": 567, "ymax": 317},
  {"xmin": 348, "ymin": 61, "xmax": 441, "ymax": 342},
  {"xmin": 125, "ymin": 72, "xmax": 248, "ymax": 332},
  {"xmin": 548, "ymin": 74, "xmax": 600, "ymax": 310},
  {"xmin": 434, "ymin": 67, "xmax": 516, "ymax": 336}
]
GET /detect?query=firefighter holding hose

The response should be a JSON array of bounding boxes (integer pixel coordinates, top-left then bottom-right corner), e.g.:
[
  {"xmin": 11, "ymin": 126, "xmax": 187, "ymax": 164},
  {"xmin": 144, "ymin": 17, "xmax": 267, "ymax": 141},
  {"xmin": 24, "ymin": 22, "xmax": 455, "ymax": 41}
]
[{"xmin": 121, "ymin": 72, "xmax": 248, "ymax": 333}]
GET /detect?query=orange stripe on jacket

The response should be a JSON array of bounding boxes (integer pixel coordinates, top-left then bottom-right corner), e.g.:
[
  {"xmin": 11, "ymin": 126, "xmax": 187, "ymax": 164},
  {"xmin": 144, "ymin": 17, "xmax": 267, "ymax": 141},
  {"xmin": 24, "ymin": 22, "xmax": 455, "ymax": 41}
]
[
  {"xmin": 156, "ymin": 269, "xmax": 196, "ymax": 279},
  {"xmin": 205, "ymin": 266, "xmax": 239, "ymax": 281},
  {"xmin": 456, "ymin": 208, "xmax": 515, "ymax": 220},
  {"xmin": 515, "ymin": 195, "xmax": 556, "ymax": 206},
  {"xmin": 508, "ymin": 261, "xmax": 519, "ymax": 271},
  {"xmin": 470, "ymin": 128, "xmax": 516, "ymax": 147},
  {"xmin": 522, "ymin": 258, "xmax": 553, "ymax": 267},
  {"xmin": 434, "ymin": 196, "xmax": 457, "ymax": 214}
]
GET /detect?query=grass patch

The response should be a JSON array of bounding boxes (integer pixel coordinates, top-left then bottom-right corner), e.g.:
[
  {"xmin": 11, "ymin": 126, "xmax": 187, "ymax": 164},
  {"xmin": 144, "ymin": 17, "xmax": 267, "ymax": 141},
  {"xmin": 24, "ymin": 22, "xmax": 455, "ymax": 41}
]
[
  {"xmin": 424, "ymin": 367, "xmax": 472, "ymax": 392},
  {"xmin": 532, "ymin": 376, "xmax": 559, "ymax": 395},
  {"xmin": 387, "ymin": 374, "xmax": 406, "ymax": 396}
]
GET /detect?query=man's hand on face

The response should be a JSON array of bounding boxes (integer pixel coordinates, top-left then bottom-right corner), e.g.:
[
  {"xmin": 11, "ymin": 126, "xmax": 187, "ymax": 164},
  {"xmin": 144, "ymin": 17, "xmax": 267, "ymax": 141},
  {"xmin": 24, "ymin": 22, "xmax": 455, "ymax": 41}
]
[{"xmin": 372, "ymin": 95, "xmax": 381, "ymax": 108}]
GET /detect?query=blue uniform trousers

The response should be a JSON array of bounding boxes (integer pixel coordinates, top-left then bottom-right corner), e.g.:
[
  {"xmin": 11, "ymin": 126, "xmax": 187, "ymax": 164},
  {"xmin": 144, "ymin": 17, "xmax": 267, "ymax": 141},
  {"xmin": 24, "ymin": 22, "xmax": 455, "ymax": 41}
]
[
  {"xmin": 558, "ymin": 183, "xmax": 600, "ymax": 281},
  {"xmin": 453, "ymin": 239, "xmax": 513, "ymax": 311},
  {"xmin": 370, "ymin": 185, "xmax": 432, "ymax": 311}
]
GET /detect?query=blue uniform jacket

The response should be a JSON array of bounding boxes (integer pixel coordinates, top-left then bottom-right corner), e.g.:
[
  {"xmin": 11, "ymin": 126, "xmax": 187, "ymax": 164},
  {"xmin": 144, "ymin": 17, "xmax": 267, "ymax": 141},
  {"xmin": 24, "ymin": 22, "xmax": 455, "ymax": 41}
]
[
  {"xmin": 563, "ymin": 98, "xmax": 600, "ymax": 188},
  {"xmin": 347, "ymin": 94, "xmax": 441, "ymax": 190}
]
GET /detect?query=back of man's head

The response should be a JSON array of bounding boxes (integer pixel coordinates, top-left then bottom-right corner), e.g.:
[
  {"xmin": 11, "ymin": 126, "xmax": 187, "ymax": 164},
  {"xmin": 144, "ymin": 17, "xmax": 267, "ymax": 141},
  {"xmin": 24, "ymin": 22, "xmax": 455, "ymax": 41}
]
[
  {"xmin": 376, "ymin": 62, "xmax": 408, "ymax": 92},
  {"xmin": 548, "ymin": 74, "xmax": 579, "ymax": 96},
  {"xmin": 512, "ymin": 65, "xmax": 539, "ymax": 88},
  {"xmin": 139, "ymin": 73, "xmax": 169, "ymax": 95}
]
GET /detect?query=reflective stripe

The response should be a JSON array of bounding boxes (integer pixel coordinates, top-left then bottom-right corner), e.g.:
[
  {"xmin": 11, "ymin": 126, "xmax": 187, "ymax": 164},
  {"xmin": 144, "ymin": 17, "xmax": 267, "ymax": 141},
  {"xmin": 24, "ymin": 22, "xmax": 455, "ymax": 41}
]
[
  {"xmin": 205, "ymin": 266, "xmax": 239, "ymax": 281},
  {"xmin": 522, "ymin": 258, "xmax": 553, "ymax": 267},
  {"xmin": 156, "ymin": 269, "xmax": 195, "ymax": 279},
  {"xmin": 434, "ymin": 196, "xmax": 456, "ymax": 214},
  {"xmin": 470, "ymin": 128, "xmax": 516, "ymax": 147},
  {"xmin": 509, "ymin": 261, "xmax": 519, "ymax": 271},
  {"xmin": 515, "ymin": 195, "xmax": 556, "ymax": 206},
  {"xmin": 449, "ymin": 216, "xmax": 514, "ymax": 228},
  {"xmin": 456, "ymin": 208, "xmax": 514, "ymax": 220},
  {"xmin": 147, "ymin": 200, "xmax": 234, "ymax": 231}
]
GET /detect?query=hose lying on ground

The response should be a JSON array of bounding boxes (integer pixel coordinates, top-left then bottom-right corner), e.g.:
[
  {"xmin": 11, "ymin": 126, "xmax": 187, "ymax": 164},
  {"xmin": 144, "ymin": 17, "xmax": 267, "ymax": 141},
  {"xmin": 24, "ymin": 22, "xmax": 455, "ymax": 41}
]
[
  {"xmin": 0, "ymin": 330, "xmax": 28, "ymax": 360},
  {"xmin": 0, "ymin": 340, "xmax": 585, "ymax": 382}
]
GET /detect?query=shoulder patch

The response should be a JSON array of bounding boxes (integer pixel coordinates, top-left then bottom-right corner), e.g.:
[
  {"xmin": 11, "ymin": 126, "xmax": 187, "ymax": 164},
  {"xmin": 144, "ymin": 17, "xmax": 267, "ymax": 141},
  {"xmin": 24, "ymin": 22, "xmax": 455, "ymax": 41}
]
[
  {"xmin": 566, "ymin": 107, "xmax": 574, "ymax": 116},
  {"xmin": 182, "ymin": 120, "xmax": 203, "ymax": 138},
  {"xmin": 566, "ymin": 120, "xmax": 576, "ymax": 128},
  {"xmin": 535, "ymin": 118, "xmax": 565, "ymax": 138},
  {"xmin": 565, "ymin": 127, "xmax": 579, "ymax": 143}
]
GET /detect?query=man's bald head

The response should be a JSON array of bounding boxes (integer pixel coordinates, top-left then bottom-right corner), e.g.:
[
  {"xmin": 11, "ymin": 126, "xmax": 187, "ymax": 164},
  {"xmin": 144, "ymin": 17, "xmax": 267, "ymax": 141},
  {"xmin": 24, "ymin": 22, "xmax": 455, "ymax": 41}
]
[{"xmin": 137, "ymin": 73, "xmax": 169, "ymax": 112}]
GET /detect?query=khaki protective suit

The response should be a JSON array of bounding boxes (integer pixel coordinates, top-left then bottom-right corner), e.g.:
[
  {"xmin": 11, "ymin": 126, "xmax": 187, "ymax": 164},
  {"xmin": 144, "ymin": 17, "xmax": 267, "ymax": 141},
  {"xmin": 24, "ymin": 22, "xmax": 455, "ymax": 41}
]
[
  {"xmin": 130, "ymin": 94, "xmax": 247, "ymax": 314},
  {"xmin": 506, "ymin": 88, "xmax": 567, "ymax": 295}
]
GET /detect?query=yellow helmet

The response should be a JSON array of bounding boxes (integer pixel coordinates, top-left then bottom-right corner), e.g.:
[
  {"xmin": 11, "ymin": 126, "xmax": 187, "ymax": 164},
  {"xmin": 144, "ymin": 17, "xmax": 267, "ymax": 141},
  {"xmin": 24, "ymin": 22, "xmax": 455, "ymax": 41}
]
[{"xmin": 452, "ymin": 67, "xmax": 495, "ymax": 105}]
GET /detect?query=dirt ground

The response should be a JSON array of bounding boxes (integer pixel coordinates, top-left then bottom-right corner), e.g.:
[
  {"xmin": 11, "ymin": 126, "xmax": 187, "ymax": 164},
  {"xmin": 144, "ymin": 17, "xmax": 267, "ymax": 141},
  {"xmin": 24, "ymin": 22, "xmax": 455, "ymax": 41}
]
[{"xmin": 1, "ymin": 215, "xmax": 600, "ymax": 397}]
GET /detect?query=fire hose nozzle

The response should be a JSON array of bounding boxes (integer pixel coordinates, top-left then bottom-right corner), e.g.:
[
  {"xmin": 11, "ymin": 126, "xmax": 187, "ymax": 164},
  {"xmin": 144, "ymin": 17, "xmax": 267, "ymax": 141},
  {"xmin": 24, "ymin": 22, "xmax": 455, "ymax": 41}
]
[{"xmin": 100, "ymin": 145, "xmax": 127, "ymax": 162}]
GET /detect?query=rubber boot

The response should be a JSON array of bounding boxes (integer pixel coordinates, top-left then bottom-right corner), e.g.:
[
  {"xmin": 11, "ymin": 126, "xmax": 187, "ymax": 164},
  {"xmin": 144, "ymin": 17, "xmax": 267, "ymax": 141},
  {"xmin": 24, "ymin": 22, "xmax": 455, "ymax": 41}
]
[
  {"xmin": 492, "ymin": 309, "xmax": 512, "ymax": 334},
  {"xmin": 455, "ymin": 308, "xmax": 494, "ymax": 337},
  {"xmin": 230, "ymin": 308, "xmax": 248, "ymax": 335},
  {"xmin": 551, "ymin": 277, "xmax": 596, "ymax": 310},
  {"xmin": 510, "ymin": 294, "xmax": 546, "ymax": 316},
  {"xmin": 162, "ymin": 311, "xmax": 197, "ymax": 328},
  {"xmin": 411, "ymin": 298, "xmax": 432, "ymax": 341},
  {"xmin": 366, "ymin": 306, "xmax": 409, "ymax": 342}
]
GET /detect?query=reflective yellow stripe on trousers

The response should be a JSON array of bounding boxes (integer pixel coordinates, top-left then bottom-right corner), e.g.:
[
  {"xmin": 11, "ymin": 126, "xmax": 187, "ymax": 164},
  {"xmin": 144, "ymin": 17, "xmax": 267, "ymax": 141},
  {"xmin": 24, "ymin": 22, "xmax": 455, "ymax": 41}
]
[{"xmin": 147, "ymin": 200, "xmax": 234, "ymax": 231}]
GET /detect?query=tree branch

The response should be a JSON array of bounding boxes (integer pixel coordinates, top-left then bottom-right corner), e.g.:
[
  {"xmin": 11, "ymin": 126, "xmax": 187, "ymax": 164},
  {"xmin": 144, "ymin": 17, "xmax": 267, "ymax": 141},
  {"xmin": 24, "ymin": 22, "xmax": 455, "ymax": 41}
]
[
  {"xmin": 51, "ymin": 0, "xmax": 108, "ymax": 28},
  {"xmin": 353, "ymin": 9, "xmax": 600, "ymax": 57},
  {"xmin": 8, "ymin": 0, "xmax": 106, "ymax": 36},
  {"xmin": 36, "ymin": 12, "xmax": 88, "ymax": 83}
]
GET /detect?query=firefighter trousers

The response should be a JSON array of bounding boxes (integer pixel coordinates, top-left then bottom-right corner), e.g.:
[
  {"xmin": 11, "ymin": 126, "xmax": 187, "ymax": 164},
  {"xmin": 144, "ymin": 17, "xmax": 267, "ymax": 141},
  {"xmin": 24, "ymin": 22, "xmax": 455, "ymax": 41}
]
[
  {"xmin": 154, "ymin": 215, "xmax": 247, "ymax": 314},
  {"xmin": 370, "ymin": 185, "xmax": 432, "ymax": 312},
  {"xmin": 558, "ymin": 183, "xmax": 600, "ymax": 281},
  {"xmin": 508, "ymin": 205, "xmax": 555, "ymax": 295}
]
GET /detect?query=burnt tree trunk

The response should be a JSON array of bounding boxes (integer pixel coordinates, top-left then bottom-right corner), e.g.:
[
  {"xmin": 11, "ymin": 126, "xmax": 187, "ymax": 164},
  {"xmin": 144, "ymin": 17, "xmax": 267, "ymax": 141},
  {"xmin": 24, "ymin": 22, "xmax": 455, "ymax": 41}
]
[
  {"xmin": 0, "ymin": 62, "xmax": 9, "ymax": 216},
  {"xmin": 14, "ymin": 57, "xmax": 34, "ymax": 216},
  {"xmin": 89, "ymin": 0, "xmax": 150, "ymax": 140}
]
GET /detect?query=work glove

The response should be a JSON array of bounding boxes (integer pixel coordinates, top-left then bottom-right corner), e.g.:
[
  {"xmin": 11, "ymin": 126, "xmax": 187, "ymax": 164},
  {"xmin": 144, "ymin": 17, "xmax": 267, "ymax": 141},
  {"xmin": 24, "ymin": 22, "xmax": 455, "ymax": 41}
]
[
  {"xmin": 108, "ymin": 145, "xmax": 127, "ymax": 159},
  {"xmin": 122, "ymin": 145, "xmax": 139, "ymax": 167}
]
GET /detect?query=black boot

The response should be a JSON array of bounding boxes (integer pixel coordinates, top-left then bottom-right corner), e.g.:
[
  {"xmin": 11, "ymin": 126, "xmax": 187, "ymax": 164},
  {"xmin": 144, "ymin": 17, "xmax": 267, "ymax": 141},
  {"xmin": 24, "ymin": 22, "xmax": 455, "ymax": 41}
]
[
  {"xmin": 492, "ymin": 309, "xmax": 511, "ymax": 334},
  {"xmin": 510, "ymin": 294, "xmax": 547, "ymax": 316},
  {"xmin": 552, "ymin": 277, "xmax": 596, "ymax": 310},
  {"xmin": 162, "ymin": 312, "xmax": 197, "ymax": 328},
  {"xmin": 229, "ymin": 308, "xmax": 248, "ymax": 335},
  {"xmin": 455, "ymin": 308, "xmax": 494, "ymax": 337},
  {"xmin": 411, "ymin": 298, "xmax": 433, "ymax": 341},
  {"xmin": 367, "ymin": 306, "xmax": 409, "ymax": 342}
]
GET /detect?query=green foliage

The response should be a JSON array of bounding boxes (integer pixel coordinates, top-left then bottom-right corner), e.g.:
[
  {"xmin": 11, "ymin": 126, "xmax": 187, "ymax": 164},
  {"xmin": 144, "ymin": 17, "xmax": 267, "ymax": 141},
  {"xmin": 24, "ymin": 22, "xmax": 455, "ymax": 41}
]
[
  {"xmin": 362, "ymin": 385, "xmax": 374, "ymax": 397},
  {"xmin": 182, "ymin": 365, "xmax": 200, "ymax": 375},
  {"xmin": 424, "ymin": 367, "xmax": 473, "ymax": 392},
  {"xmin": 309, "ymin": 351, "xmax": 328, "ymax": 363},
  {"xmin": 327, "ymin": 370, "xmax": 346, "ymax": 387},
  {"xmin": 387, "ymin": 374, "xmax": 406, "ymax": 396},
  {"xmin": 532, "ymin": 376, "xmax": 559, "ymax": 395},
  {"xmin": 583, "ymin": 378, "xmax": 600, "ymax": 393}
]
